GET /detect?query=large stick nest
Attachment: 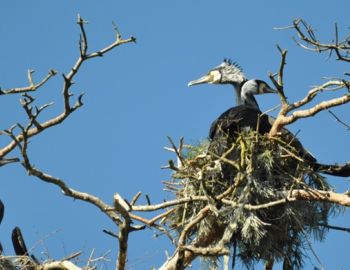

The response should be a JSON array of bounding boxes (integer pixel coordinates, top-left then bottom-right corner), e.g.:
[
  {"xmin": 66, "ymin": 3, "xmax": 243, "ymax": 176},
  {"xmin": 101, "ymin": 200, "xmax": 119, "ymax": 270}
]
[{"xmin": 164, "ymin": 130, "xmax": 340, "ymax": 269}]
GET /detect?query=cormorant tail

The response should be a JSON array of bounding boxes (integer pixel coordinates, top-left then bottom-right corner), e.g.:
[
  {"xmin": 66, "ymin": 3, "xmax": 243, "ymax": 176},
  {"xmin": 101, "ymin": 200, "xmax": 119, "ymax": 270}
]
[
  {"xmin": 312, "ymin": 162, "xmax": 350, "ymax": 177},
  {"xmin": 11, "ymin": 227, "xmax": 29, "ymax": 256},
  {"xmin": 0, "ymin": 200, "xmax": 4, "ymax": 224}
]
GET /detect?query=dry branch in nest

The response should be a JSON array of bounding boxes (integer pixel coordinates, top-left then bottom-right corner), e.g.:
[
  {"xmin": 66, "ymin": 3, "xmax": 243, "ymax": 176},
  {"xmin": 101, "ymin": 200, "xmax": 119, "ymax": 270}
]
[
  {"xmin": 164, "ymin": 130, "xmax": 341, "ymax": 269},
  {"xmin": 0, "ymin": 254, "xmax": 102, "ymax": 270}
]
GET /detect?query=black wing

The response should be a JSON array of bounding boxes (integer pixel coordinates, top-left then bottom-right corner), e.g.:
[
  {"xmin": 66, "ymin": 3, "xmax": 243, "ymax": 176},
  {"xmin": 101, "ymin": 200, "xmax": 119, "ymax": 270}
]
[{"xmin": 209, "ymin": 105, "xmax": 271, "ymax": 140}]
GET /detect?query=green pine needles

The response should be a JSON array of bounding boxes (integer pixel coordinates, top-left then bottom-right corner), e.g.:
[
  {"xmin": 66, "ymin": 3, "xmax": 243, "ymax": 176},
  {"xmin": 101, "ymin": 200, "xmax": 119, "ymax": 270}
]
[{"xmin": 165, "ymin": 130, "xmax": 339, "ymax": 269}]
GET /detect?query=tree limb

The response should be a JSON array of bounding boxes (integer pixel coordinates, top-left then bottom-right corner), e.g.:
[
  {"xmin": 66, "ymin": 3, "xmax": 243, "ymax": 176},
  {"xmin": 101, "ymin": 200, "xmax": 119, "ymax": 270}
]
[
  {"xmin": 0, "ymin": 15, "xmax": 135, "ymax": 159},
  {"xmin": 0, "ymin": 69, "xmax": 57, "ymax": 95}
]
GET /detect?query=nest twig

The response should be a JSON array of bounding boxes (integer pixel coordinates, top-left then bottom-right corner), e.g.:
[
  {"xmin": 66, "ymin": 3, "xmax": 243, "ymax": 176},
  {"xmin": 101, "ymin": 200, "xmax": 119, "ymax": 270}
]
[{"xmin": 164, "ymin": 130, "xmax": 339, "ymax": 269}]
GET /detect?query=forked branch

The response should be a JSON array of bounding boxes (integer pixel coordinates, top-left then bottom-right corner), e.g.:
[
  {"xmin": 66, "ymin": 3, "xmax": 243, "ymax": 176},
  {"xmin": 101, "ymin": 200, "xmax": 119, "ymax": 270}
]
[
  {"xmin": 268, "ymin": 48, "xmax": 350, "ymax": 136},
  {"xmin": 269, "ymin": 19, "xmax": 350, "ymax": 136},
  {"xmin": 0, "ymin": 15, "xmax": 135, "ymax": 160},
  {"xmin": 0, "ymin": 69, "xmax": 57, "ymax": 95}
]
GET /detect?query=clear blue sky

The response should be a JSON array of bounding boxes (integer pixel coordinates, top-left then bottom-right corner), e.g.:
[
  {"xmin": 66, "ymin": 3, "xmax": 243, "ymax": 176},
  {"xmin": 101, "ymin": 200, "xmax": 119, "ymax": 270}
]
[{"xmin": 0, "ymin": 1, "xmax": 349, "ymax": 269}]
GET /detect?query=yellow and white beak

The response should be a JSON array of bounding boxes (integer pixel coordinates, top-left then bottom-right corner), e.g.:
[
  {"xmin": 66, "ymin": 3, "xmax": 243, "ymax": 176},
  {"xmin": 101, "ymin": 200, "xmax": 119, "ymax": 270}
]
[{"xmin": 188, "ymin": 70, "xmax": 221, "ymax": 87}]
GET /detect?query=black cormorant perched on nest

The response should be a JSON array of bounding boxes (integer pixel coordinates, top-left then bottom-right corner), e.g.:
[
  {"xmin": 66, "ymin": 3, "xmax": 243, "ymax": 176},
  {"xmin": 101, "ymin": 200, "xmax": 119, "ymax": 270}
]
[
  {"xmin": 188, "ymin": 59, "xmax": 350, "ymax": 178},
  {"xmin": 188, "ymin": 62, "xmax": 277, "ymax": 183},
  {"xmin": 188, "ymin": 61, "xmax": 275, "ymax": 148},
  {"xmin": 165, "ymin": 60, "xmax": 345, "ymax": 269}
]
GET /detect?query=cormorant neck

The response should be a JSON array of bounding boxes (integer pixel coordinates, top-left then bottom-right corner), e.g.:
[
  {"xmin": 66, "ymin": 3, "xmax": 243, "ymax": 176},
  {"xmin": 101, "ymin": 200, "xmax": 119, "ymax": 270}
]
[
  {"xmin": 231, "ymin": 82, "xmax": 243, "ymax": 106},
  {"xmin": 231, "ymin": 81, "xmax": 246, "ymax": 106},
  {"xmin": 241, "ymin": 91, "xmax": 259, "ymax": 109}
]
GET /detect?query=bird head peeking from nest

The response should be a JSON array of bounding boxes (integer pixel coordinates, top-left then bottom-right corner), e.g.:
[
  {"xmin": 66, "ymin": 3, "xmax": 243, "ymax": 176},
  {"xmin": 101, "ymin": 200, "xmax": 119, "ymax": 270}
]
[{"xmin": 188, "ymin": 59, "xmax": 277, "ymax": 108}]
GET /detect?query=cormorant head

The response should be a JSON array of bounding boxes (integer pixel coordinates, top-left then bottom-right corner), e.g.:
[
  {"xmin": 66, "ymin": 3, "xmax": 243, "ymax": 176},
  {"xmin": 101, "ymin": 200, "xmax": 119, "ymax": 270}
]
[
  {"xmin": 241, "ymin": 79, "xmax": 277, "ymax": 108},
  {"xmin": 242, "ymin": 80, "xmax": 277, "ymax": 96},
  {"xmin": 188, "ymin": 59, "xmax": 246, "ymax": 87}
]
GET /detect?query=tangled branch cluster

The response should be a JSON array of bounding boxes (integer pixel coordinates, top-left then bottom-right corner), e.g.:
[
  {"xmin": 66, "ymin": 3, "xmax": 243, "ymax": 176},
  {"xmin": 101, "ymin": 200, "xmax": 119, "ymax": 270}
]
[{"xmin": 165, "ymin": 130, "xmax": 339, "ymax": 269}]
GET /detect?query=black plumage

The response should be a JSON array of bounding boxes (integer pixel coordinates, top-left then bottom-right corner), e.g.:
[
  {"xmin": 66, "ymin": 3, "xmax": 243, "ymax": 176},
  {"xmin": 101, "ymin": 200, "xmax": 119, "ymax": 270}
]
[
  {"xmin": 186, "ymin": 59, "xmax": 348, "ymax": 270},
  {"xmin": 11, "ymin": 227, "xmax": 39, "ymax": 269},
  {"xmin": 189, "ymin": 59, "xmax": 350, "ymax": 177},
  {"xmin": 188, "ymin": 60, "xmax": 276, "ymax": 144},
  {"xmin": 208, "ymin": 105, "xmax": 271, "ymax": 154},
  {"xmin": 209, "ymin": 104, "xmax": 272, "ymax": 141},
  {"xmin": 0, "ymin": 200, "xmax": 4, "ymax": 225},
  {"xmin": 207, "ymin": 105, "xmax": 274, "ymax": 184},
  {"xmin": 11, "ymin": 227, "xmax": 29, "ymax": 256}
]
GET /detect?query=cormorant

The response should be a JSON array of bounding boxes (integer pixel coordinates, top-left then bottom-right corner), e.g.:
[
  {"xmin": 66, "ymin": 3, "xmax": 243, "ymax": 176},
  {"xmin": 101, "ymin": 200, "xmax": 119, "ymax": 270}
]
[
  {"xmin": 188, "ymin": 59, "xmax": 350, "ymax": 177},
  {"xmin": 188, "ymin": 60, "xmax": 276, "ymax": 157},
  {"xmin": 186, "ymin": 59, "xmax": 350, "ymax": 270},
  {"xmin": 189, "ymin": 61, "xmax": 278, "ymax": 184}
]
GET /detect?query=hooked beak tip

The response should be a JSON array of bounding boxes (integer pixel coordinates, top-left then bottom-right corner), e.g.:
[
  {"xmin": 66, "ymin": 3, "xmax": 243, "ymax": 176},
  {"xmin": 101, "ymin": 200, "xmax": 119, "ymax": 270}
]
[
  {"xmin": 188, "ymin": 82, "xmax": 195, "ymax": 87},
  {"xmin": 187, "ymin": 75, "xmax": 212, "ymax": 87}
]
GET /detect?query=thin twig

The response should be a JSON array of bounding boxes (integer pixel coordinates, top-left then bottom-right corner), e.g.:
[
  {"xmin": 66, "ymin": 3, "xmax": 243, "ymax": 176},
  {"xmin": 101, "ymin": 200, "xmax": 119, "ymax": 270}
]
[
  {"xmin": 0, "ymin": 15, "xmax": 135, "ymax": 159},
  {"xmin": 130, "ymin": 191, "xmax": 142, "ymax": 205},
  {"xmin": 0, "ymin": 69, "xmax": 57, "ymax": 95},
  {"xmin": 328, "ymin": 110, "xmax": 350, "ymax": 130},
  {"xmin": 319, "ymin": 223, "xmax": 350, "ymax": 233}
]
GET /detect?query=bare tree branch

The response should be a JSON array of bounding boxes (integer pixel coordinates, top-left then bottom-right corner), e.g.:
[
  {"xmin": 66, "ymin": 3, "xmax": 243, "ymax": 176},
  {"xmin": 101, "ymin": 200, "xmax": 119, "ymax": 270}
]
[
  {"xmin": 0, "ymin": 69, "xmax": 57, "ymax": 95},
  {"xmin": 283, "ymin": 19, "xmax": 350, "ymax": 62},
  {"xmin": 269, "ymin": 45, "xmax": 288, "ymax": 104},
  {"xmin": 113, "ymin": 193, "xmax": 132, "ymax": 270},
  {"xmin": 268, "ymin": 48, "xmax": 350, "ymax": 136},
  {"xmin": 328, "ymin": 109, "xmax": 350, "ymax": 130},
  {"xmin": 17, "ymin": 129, "xmax": 123, "ymax": 225},
  {"xmin": 267, "ymin": 19, "xmax": 350, "ymax": 138},
  {"xmin": 269, "ymin": 87, "xmax": 350, "ymax": 136},
  {"xmin": 0, "ymin": 15, "xmax": 135, "ymax": 159},
  {"xmin": 41, "ymin": 260, "xmax": 82, "ymax": 270}
]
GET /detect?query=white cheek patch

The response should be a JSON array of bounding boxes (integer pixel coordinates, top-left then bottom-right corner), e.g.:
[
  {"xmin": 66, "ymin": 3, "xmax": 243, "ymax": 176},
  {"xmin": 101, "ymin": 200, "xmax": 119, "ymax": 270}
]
[
  {"xmin": 259, "ymin": 83, "xmax": 266, "ymax": 93},
  {"xmin": 210, "ymin": 70, "xmax": 222, "ymax": 83}
]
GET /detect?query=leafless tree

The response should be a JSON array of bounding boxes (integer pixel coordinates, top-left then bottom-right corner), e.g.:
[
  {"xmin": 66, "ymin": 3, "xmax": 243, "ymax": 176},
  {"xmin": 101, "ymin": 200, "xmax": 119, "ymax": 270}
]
[{"xmin": 1, "ymin": 17, "xmax": 350, "ymax": 270}]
